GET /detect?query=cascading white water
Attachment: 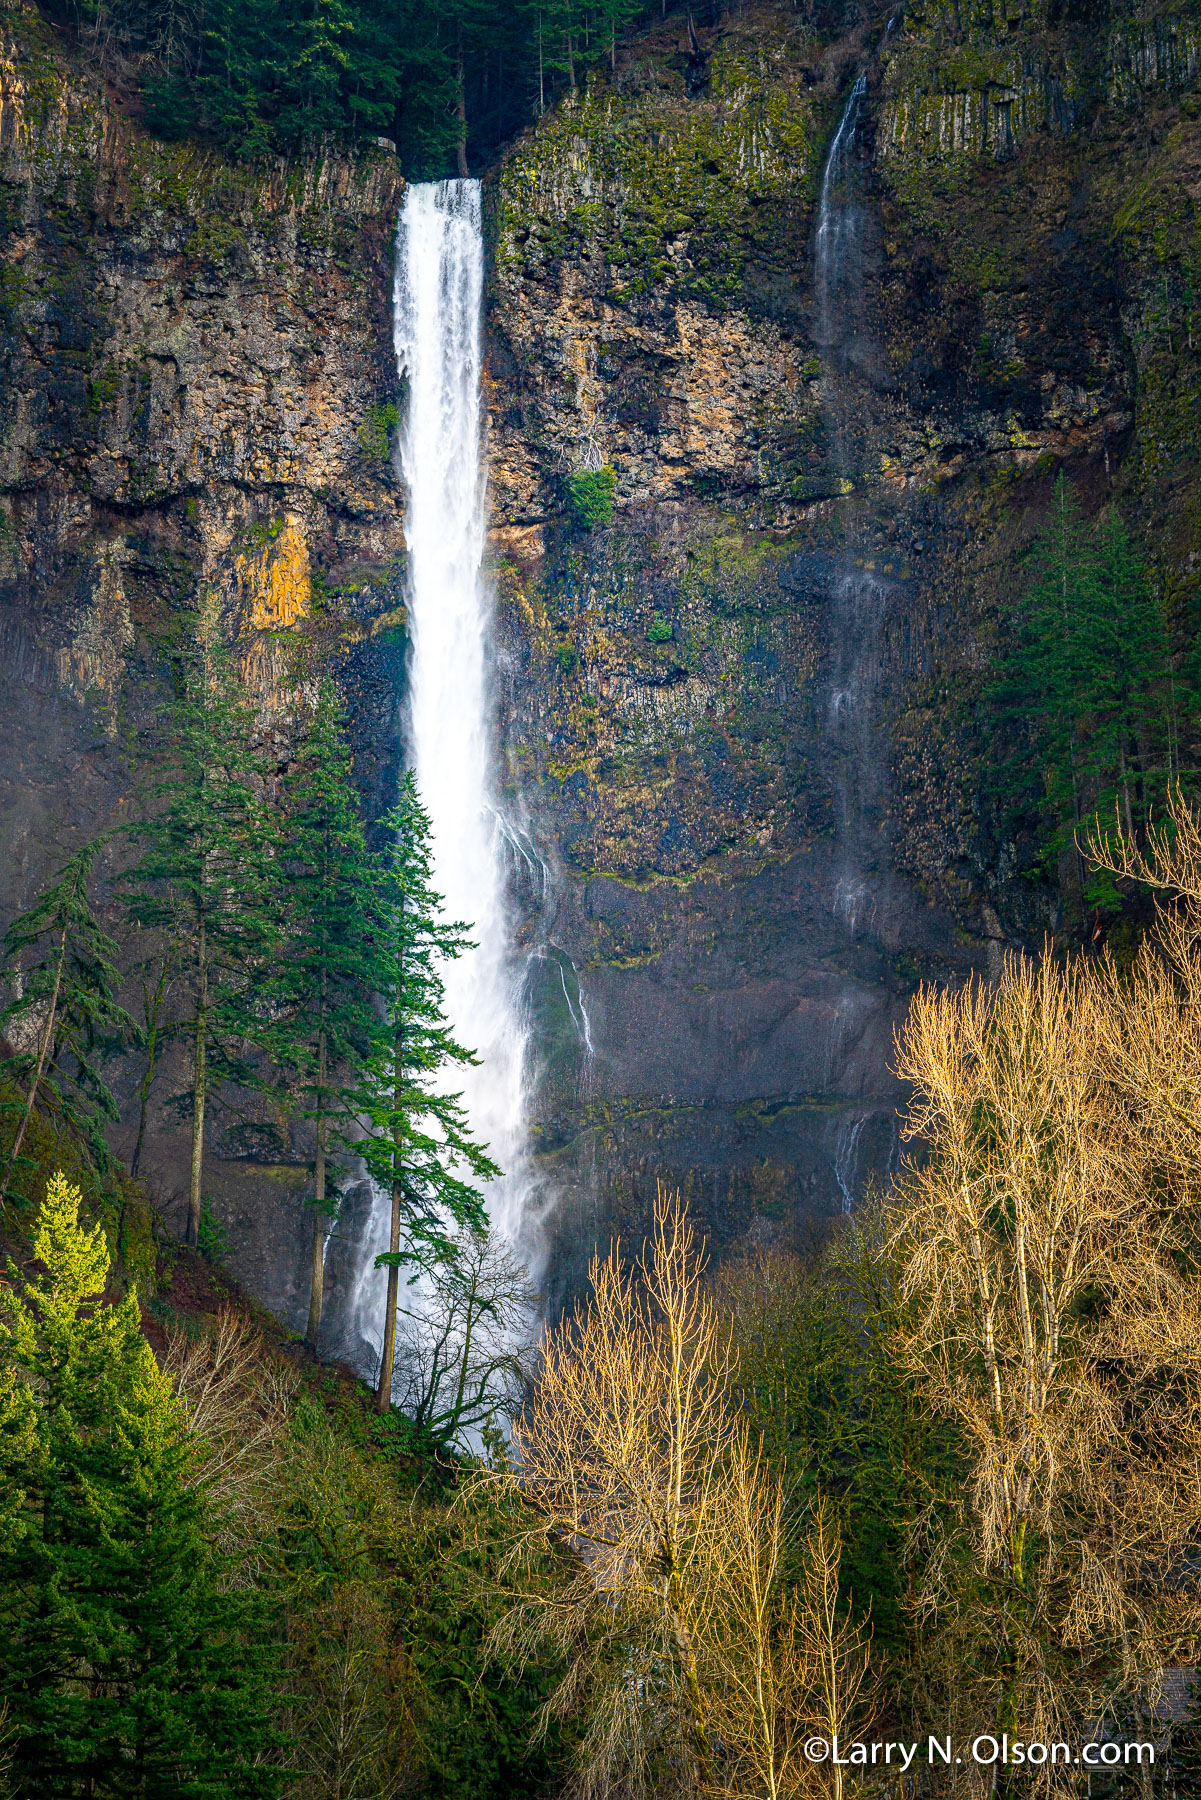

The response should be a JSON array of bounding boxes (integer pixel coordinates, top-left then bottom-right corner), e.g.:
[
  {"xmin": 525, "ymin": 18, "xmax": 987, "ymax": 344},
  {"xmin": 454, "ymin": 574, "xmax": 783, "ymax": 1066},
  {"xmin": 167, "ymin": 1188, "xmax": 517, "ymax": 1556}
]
[
  {"xmin": 814, "ymin": 71, "xmax": 867, "ymax": 354},
  {"xmin": 391, "ymin": 179, "xmax": 532, "ymax": 1251}
]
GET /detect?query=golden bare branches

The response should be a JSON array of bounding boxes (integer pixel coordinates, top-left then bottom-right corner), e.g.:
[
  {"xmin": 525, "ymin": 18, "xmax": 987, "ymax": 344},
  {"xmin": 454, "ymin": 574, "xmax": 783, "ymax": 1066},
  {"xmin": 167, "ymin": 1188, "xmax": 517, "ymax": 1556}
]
[
  {"xmin": 893, "ymin": 956, "xmax": 1129, "ymax": 1573},
  {"xmin": 888, "ymin": 812, "xmax": 1201, "ymax": 1771},
  {"xmin": 487, "ymin": 1186, "xmax": 875, "ymax": 1800},
  {"xmin": 164, "ymin": 1309, "xmax": 295, "ymax": 1579}
]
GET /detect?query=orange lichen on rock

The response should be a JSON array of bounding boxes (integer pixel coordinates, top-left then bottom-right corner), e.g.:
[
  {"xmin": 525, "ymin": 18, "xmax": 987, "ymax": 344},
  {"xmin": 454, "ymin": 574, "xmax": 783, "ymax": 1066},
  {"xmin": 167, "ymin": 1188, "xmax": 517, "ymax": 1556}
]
[{"xmin": 238, "ymin": 520, "xmax": 312, "ymax": 630}]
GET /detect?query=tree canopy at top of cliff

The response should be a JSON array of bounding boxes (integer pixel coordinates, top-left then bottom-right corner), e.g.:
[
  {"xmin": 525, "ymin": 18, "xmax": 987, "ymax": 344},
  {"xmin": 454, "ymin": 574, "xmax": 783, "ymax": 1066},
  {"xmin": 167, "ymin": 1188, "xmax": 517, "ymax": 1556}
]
[{"xmin": 33, "ymin": 0, "xmax": 699, "ymax": 173}]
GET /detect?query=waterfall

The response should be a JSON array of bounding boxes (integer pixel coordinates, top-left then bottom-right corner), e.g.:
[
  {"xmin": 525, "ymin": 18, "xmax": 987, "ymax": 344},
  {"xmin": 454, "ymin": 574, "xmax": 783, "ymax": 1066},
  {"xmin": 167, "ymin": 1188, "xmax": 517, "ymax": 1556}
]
[
  {"xmin": 814, "ymin": 71, "xmax": 868, "ymax": 357},
  {"xmin": 808, "ymin": 69, "xmax": 894, "ymax": 1215},
  {"xmin": 323, "ymin": 173, "xmax": 535, "ymax": 1373},
  {"xmin": 813, "ymin": 76, "xmax": 887, "ymax": 928},
  {"xmin": 391, "ymin": 179, "xmax": 532, "ymax": 1255}
]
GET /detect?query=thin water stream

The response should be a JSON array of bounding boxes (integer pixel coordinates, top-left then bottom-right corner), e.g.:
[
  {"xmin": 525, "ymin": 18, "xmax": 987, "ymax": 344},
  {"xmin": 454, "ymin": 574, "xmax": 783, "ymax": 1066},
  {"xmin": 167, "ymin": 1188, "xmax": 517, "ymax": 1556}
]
[{"xmin": 812, "ymin": 61, "xmax": 895, "ymax": 1210}]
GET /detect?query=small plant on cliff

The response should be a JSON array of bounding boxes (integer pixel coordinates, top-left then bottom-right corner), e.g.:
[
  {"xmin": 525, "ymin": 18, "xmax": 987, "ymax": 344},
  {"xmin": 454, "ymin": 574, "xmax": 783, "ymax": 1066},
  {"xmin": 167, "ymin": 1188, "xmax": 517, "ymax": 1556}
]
[
  {"xmin": 358, "ymin": 401, "xmax": 400, "ymax": 464},
  {"xmin": 565, "ymin": 466, "xmax": 617, "ymax": 531},
  {"xmin": 647, "ymin": 614, "xmax": 673, "ymax": 644},
  {"xmin": 197, "ymin": 1194, "xmax": 230, "ymax": 1265}
]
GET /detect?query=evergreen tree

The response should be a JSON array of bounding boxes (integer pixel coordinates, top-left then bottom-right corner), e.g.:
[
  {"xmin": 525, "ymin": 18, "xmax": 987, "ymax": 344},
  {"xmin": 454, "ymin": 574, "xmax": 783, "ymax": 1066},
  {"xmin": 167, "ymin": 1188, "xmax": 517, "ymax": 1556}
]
[
  {"xmin": 988, "ymin": 475, "xmax": 1170, "ymax": 911},
  {"xmin": 1087, "ymin": 507, "xmax": 1170, "ymax": 839},
  {"xmin": 0, "ymin": 1171, "xmax": 284, "ymax": 1798},
  {"xmin": 127, "ymin": 946, "xmax": 180, "ymax": 1181},
  {"xmin": 54, "ymin": 0, "xmax": 655, "ymax": 172},
  {"xmin": 0, "ymin": 838, "xmax": 134, "ymax": 1210},
  {"xmin": 267, "ymin": 680, "xmax": 378, "ymax": 1349},
  {"xmin": 346, "ymin": 772, "xmax": 497, "ymax": 1413},
  {"xmin": 126, "ymin": 600, "xmax": 280, "ymax": 1246}
]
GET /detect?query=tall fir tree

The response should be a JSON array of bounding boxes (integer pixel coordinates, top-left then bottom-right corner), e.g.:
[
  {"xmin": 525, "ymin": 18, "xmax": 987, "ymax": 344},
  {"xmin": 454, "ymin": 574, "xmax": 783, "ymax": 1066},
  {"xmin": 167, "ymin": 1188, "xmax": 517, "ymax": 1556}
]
[
  {"xmin": 267, "ymin": 679, "xmax": 379, "ymax": 1348},
  {"xmin": 0, "ymin": 837, "xmax": 134, "ymax": 1210},
  {"xmin": 0, "ymin": 1171, "xmax": 284, "ymax": 1798},
  {"xmin": 988, "ymin": 474, "xmax": 1170, "ymax": 913},
  {"xmin": 1086, "ymin": 506, "xmax": 1170, "ymax": 839},
  {"xmin": 126, "ymin": 599, "xmax": 280, "ymax": 1246},
  {"xmin": 346, "ymin": 771, "xmax": 497, "ymax": 1413}
]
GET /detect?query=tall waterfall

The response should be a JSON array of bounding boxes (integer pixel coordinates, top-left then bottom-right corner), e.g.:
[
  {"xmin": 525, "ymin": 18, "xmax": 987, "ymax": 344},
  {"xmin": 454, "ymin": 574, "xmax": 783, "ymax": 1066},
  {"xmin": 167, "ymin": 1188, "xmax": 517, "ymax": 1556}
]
[
  {"xmin": 391, "ymin": 180, "xmax": 531, "ymax": 1248},
  {"xmin": 812, "ymin": 68, "xmax": 891, "ymax": 1215}
]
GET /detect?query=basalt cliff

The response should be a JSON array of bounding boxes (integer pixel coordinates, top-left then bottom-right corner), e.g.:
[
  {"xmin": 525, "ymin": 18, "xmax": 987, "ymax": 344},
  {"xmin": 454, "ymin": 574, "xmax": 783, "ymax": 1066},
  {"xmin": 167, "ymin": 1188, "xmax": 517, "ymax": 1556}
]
[{"xmin": 1, "ymin": 0, "xmax": 1199, "ymax": 1323}]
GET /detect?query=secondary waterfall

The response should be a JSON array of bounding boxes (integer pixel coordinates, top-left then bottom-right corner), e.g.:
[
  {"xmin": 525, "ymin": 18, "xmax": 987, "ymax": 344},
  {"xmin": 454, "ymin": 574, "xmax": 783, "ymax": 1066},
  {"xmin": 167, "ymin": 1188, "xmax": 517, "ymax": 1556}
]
[
  {"xmin": 814, "ymin": 71, "xmax": 867, "ymax": 357},
  {"xmin": 812, "ymin": 67, "xmax": 892, "ymax": 1214}
]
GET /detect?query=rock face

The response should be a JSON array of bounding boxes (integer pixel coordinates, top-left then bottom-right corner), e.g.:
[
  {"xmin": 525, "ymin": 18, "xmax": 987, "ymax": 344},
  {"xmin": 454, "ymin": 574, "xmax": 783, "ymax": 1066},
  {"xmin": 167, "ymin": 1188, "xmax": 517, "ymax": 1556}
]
[
  {"xmin": 0, "ymin": 6, "xmax": 405, "ymax": 1324},
  {"xmin": 3, "ymin": 0, "xmax": 1201, "ymax": 1322},
  {"xmin": 483, "ymin": 0, "xmax": 1201, "ymax": 1291}
]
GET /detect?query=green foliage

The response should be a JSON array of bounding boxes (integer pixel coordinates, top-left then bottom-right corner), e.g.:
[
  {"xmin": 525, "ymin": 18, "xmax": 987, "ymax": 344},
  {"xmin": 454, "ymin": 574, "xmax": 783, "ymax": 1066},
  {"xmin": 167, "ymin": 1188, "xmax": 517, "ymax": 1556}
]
[
  {"xmin": 985, "ymin": 475, "xmax": 1174, "ymax": 910},
  {"xmin": 646, "ymin": 613, "xmax": 672, "ymax": 643},
  {"xmin": 717, "ymin": 1221, "xmax": 962, "ymax": 1659},
  {"xmin": 358, "ymin": 400, "xmax": 400, "ymax": 462},
  {"xmin": 265, "ymin": 682, "xmax": 378, "ymax": 1189},
  {"xmin": 0, "ymin": 1173, "xmax": 283, "ymax": 1797},
  {"xmin": 565, "ymin": 466, "xmax": 617, "ymax": 532},
  {"xmin": 44, "ymin": 0, "xmax": 661, "ymax": 174},
  {"xmin": 124, "ymin": 599, "xmax": 283, "ymax": 1242},
  {"xmin": 350, "ymin": 772, "xmax": 497, "ymax": 1273},
  {"xmin": 276, "ymin": 1396, "xmax": 567, "ymax": 1799},
  {"xmin": 197, "ymin": 1195, "xmax": 229, "ymax": 1264},
  {"xmin": 402, "ymin": 1482, "xmax": 568, "ymax": 1798},
  {"xmin": 0, "ymin": 836, "xmax": 136, "ymax": 1208}
]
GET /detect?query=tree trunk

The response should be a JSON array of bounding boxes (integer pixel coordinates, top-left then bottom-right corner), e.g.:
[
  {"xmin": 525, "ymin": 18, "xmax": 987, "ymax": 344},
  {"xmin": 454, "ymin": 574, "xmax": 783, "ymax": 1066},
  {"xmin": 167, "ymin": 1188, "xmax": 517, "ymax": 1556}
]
[
  {"xmin": 375, "ymin": 1174, "xmax": 403, "ymax": 1412},
  {"xmin": 305, "ymin": 1029, "xmax": 328, "ymax": 1349},
  {"xmin": 449, "ymin": 1285, "xmax": 479, "ymax": 1435},
  {"xmin": 1119, "ymin": 735, "xmax": 1135, "ymax": 842},
  {"xmin": 374, "ymin": 888, "xmax": 412, "ymax": 1414},
  {"xmin": 187, "ymin": 923, "xmax": 207, "ymax": 1248},
  {"xmin": 131, "ymin": 962, "xmax": 171, "ymax": 1180},
  {"xmin": 665, "ymin": 1580, "xmax": 714, "ymax": 1795},
  {"xmin": 0, "ymin": 922, "xmax": 67, "ymax": 1206}
]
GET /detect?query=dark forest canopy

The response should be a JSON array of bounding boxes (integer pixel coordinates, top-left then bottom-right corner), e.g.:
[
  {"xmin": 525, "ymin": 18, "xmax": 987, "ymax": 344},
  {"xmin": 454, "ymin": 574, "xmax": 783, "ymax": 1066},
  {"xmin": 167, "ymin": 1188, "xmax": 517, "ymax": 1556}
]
[{"xmin": 34, "ymin": 0, "xmax": 683, "ymax": 173}]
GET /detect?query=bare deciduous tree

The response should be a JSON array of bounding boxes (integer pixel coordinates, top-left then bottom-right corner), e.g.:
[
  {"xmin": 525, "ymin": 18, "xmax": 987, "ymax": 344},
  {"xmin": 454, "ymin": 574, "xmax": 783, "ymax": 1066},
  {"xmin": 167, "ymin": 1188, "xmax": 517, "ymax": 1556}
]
[
  {"xmin": 891, "ymin": 955, "xmax": 1143, "ymax": 1755},
  {"xmin": 164, "ymin": 1310, "xmax": 295, "ymax": 1580},
  {"xmin": 390, "ymin": 1225, "xmax": 537, "ymax": 1447},
  {"xmin": 283, "ymin": 1582, "xmax": 415, "ymax": 1800},
  {"xmin": 487, "ymin": 1188, "xmax": 874, "ymax": 1800}
]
